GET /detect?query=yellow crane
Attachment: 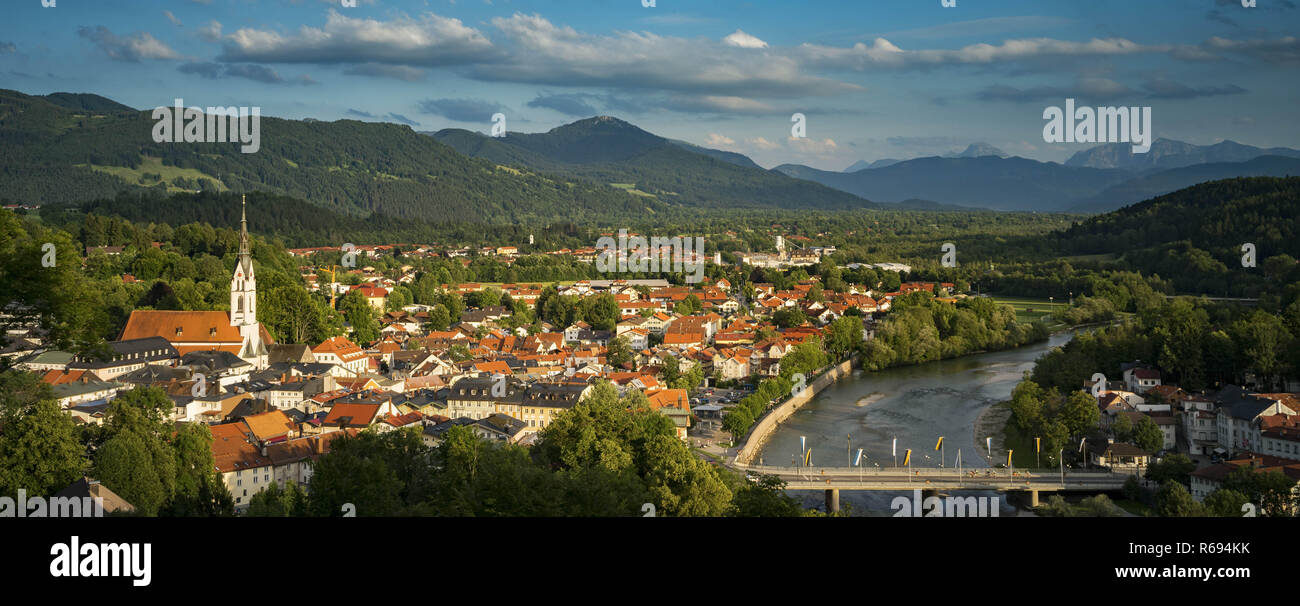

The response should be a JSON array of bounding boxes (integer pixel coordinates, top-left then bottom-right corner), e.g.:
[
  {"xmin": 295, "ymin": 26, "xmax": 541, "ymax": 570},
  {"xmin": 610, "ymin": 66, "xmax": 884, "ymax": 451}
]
[{"xmin": 324, "ymin": 265, "xmax": 339, "ymax": 309}]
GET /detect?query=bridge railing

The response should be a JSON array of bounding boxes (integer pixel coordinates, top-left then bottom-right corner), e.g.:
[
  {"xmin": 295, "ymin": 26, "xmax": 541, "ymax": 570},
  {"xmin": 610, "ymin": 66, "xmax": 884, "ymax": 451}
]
[{"xmin": 738, "ymin": 465, "xmax": 1128, "ymax": 484}]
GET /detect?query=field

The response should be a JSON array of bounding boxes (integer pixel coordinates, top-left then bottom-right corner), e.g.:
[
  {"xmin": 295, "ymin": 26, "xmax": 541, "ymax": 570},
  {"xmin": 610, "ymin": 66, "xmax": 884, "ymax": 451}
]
[
  {"xmin": 609, "ymin": 183, "xmax": 657, "ymax": 197},
  {"xmin": 80, "ymin": 155, "xmax": 228, "ymax": 193},
  {"xmin": 992, "ymin": 296, "xmax": 1069, "ymax": 328}
]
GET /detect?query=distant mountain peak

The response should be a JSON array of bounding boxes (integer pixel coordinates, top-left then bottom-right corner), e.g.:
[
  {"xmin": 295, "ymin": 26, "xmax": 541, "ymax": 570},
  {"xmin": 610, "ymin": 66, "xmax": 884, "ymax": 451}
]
[
  {"xmin": 1064, "ymin": 138, "xmax": 1300, "ymax": 172},
  {"xmin": 948, "ymin": 143, "xmax": 1008, "ymax": 158}
]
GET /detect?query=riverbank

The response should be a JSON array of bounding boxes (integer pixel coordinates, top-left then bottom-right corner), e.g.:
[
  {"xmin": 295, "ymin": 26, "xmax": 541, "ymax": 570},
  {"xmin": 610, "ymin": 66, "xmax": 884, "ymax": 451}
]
[
  {"xmin": 974, "ymin": 401, "xmax": 1011, "ymax": 466},
  {"xmin": 732, "ymin": 356, "xmax": 857, "ymax": 466}
]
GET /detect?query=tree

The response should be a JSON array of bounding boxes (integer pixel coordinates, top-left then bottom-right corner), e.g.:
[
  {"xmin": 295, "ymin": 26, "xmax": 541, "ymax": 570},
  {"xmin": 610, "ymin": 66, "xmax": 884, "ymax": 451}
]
[
  {"xmin": 772, "ymin": 306, "xmax": 807, "ymax": 328},
  {"xmin": 1133, "ymin": 416, "xmax": 1164, "ymax": 453},
  {"xmin": 246, "ymin": 482, "xmax": 310, "ymax": 517},
  {"xmin": 308, "ymin": 430, "xmax": 430, "ymax": 517},
  {"xmin": 729, "ymin": 474, "xmax": 806, "ymax": 517},
  {"xmin": 1076, "ymin": 494, "xmax": 1124, "ymax": 517},
  {"xmin": 1222, "ymin": 466, "xmax": 1296, "ymax": 517},
  {"xmin": 94, "ymin": 431, "xmax": 168, "ymax": 515},
  {"xmin": 637, "ymin": 433, "xmax": 732, "ymax": 516},
  {"xmin": 673, "ymin": 294, "xmax": 702, "ymax": 316},
  {"xmin": 94, "ymin": 387, "xmax": 178, "ymax": 514},
  {"xmin": 427, "ymin": 304, "xmax": 451, "ymax": 331},
  {"xmin": 579, "ymin": 293, "xmax": 620, "ymax": 331},
  {"xmin": 0, "ymin": 372, "xmax": 88, "ymax": 497},
  {"xmin": 722, "ymin": 409, "xmax": 754, "ymax": 443},
  {"xmin": 1203, "ymin": 489, "xmax": 1250, "ymax": 517},
  {"xmin": 1155, "ymin": 481, "xmax": 1205, "ymax": 517},
  {"xmin": 606, "ymin": 335, "xmax": 633, "ymax": 368},
  {"xmin": 1146, "ymin": 453, "xmax": 1195, "ymax": 487},
  {"xmin": 824, "ymin": 316, "xmax": 863, "ymax": 359},
  {"xmin": 1112, "ymin": 413, "xmax": 1134, "ymax": 442},
  {"xmin": 338, "ymin": 290, "xmax": 380, "ymax": 344},
  {"xmin": 1059, "ymin": 390, "xmax": 1102, "ymax": 437}
]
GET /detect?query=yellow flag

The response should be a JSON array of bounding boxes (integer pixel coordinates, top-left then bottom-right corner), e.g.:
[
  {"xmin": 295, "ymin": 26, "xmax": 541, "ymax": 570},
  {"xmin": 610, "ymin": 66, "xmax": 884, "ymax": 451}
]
[
  {"xmin": 1035, "ymin": 437, "xmax": 1041, "ymax": 453},
  {"xmin": 934, "ymin": 436, "xmax": 944, "ymax": 451},
  {"xmin": 903, "ymin": 449, "xmax": 911, "ymax": 466},
  {"xmin": 1007, "ymin": 450, "xmax": 1013, "ymax": 466},
  {"xmin": 804, "ymin": 448, "xmax": 812, "ymax": 466}
]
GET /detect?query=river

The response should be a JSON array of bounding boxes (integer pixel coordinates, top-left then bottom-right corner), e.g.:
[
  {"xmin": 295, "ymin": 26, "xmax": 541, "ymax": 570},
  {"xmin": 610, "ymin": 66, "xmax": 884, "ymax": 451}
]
[{"xmin": 757, "ymin": 330, "xmax": 1080, "ymax": 516}]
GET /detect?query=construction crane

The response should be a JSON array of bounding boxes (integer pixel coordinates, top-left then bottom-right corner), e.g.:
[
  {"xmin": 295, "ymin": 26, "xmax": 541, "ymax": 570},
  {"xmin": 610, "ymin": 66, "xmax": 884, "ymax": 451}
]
[{"xmin": 324, "ymin": 265, "xmax": 339, "ymax": 309}]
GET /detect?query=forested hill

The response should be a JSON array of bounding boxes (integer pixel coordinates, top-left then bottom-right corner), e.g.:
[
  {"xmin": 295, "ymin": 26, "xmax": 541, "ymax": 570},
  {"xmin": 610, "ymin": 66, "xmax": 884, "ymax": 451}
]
[
  {"xmin": 0, "ymin": 89, "xmax": 664, "ymax": 224},
  {"xmin": 1050, "ymin": 177, "xmax": 1300, "ymax": 294},
  {"xmin": 429, "ymin": 116, "xmax": 879, "ymax": 210}
]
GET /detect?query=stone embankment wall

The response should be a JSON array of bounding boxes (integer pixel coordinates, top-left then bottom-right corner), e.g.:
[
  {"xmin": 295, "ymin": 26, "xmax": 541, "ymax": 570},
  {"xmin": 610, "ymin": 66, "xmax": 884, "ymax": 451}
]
[{"xmin": 734, "ymin": 356, "xmax": 857, "ymax": 466}]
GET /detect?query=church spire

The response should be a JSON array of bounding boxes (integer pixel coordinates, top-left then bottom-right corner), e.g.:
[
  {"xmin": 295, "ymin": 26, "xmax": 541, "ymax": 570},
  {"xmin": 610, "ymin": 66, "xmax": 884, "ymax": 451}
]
[{"xmin": 238, "ymin": 194, "xmax": 250, "ymax": 260}]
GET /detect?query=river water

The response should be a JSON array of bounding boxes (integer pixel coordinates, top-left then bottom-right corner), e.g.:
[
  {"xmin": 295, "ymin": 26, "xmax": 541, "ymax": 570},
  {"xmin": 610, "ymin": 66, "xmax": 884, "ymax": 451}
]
[{"xmin": 757, "ymin": 330, "xmax": 1079, "ymax": 516}]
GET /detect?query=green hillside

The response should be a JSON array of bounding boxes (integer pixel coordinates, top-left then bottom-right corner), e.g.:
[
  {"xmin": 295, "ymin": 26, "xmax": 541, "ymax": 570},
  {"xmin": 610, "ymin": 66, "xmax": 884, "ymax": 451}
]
[
  {"xmin": 431, "ymin": 116, "xmax": 878, "ymax": 210},
  {"xmin": 0, "ymin": 89, "xmax": 661, "ymax": 224}
]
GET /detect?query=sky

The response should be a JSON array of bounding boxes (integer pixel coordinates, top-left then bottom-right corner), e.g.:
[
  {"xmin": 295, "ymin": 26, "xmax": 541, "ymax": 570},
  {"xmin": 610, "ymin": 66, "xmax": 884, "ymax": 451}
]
[{"xmin": 1, "ymin": 0, "xmax": 1298, "ymax": 170}]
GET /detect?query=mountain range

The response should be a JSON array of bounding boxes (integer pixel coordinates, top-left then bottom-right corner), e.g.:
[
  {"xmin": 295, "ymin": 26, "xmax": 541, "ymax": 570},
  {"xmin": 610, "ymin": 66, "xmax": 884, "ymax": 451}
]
[
  {"xmin": 3, "ymin": 87, "xmax": 1298, "ymax": 218},
  {"xmin": 1064, "ymin": 138, "xmax": 1300, "ymax": 172},
  {"xmin": 779, "ymin": 139, "xmax": 1300, "ymax": 212},
  {"xmin": 428, "ymin": 116, "xmax": 880, "ymax": 210}
]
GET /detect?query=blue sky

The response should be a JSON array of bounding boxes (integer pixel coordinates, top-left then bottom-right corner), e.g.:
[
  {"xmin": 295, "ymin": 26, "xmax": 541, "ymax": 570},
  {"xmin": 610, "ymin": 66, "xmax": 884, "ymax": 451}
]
[{"xmin": 2, "ymin": 0, "xmax": 1298, "ymax": 170}]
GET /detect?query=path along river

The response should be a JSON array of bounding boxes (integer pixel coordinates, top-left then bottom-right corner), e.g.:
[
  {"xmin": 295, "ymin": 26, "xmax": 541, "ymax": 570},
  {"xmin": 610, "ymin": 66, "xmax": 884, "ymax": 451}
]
[{"xmin": 756, "ymin": 330, "xmax": 1081, "ymax": 515}]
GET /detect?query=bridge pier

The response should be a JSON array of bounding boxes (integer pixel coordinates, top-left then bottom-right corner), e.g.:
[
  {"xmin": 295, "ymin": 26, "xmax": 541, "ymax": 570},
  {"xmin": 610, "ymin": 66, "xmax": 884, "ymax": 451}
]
[
  {"xmin": 1026, "ymin": 489, "xmax": 1039, "ymax": 507},
  {"xmin": 825, "ymin": 489, "xmax": 840, "ymax": 513}
]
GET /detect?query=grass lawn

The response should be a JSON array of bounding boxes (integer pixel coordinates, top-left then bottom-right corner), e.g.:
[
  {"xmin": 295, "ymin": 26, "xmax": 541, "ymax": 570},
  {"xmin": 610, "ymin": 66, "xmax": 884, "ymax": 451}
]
[
  {"xmin": 80, "ymin": 155, "xmax": 228, "ymax": 193},
  {"xmin": 992, "ymin": 296, "xmax": 1070, "ymax": 328},
  {"xmin": 608, "ymin": 182, "xmax": 657, "ymax": 197}
]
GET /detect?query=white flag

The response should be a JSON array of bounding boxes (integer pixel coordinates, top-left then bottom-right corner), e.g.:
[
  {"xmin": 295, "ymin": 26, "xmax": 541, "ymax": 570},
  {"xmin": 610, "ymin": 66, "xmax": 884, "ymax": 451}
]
[
  {"xmin": 800, "ymin": 435, "xmax": 806, "ymax": 454},
  {"xmin": 986, "ymin": 436, "xmax": 992, "ymax": 456},
  {"xmin": 854, "ymin": 448, "xmax": 863, "ymax": 466},
  {"xmin": 892, "ymin": 437, "xmax": 897, "ymax": 457}
]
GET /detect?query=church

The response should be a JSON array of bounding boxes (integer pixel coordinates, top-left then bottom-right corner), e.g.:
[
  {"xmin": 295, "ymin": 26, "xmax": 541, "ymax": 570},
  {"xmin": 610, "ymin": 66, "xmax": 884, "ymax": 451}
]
[{"xmin": 119, "ymin": 196, "xmax": 272, "ymax": 369}]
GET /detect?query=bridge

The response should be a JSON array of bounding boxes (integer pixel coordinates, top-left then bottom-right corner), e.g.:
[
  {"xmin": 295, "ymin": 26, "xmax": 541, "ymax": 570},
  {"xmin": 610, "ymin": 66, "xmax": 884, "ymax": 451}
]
[{"xmin": 734, "ymin": 464, "xmax": 1133, "ymax": 512}]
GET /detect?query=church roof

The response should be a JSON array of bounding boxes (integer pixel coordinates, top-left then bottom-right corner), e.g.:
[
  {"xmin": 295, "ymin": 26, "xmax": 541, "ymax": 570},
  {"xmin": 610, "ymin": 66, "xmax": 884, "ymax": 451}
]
[{"xmin": 119, "ymin": 310, "xmax": 274, "ymax": 355}]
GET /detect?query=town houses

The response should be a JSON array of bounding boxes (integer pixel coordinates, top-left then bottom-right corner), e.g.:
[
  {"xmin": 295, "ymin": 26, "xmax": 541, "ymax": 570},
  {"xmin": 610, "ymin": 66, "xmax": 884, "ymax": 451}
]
[{"xmin": 9, "ymin": 201, "xmax": 962, "ymax": 511}]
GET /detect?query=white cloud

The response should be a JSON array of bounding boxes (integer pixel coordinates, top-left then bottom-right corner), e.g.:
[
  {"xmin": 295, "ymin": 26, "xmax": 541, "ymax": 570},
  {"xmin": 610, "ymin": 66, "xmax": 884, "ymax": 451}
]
[
  {"xmin": 477, "ymin": 13, "xmax": 858, "ymax": 98},
  {"xmin": 704, "ymin": 133, "xmax": 736, "ymax": 147},
  {"xmin": 788, "ymin": 137, "xmax": 839, "ymax": 154},
  {"xmin": 218, "ymin": 9, "xmax": 495, "ymax": 66},
  {"xmin": 723, "ymin": 29, "xmax": 768, "ymax": 49},
  {"xmin": 198, "ymin": 21, "xmax": 222, "ymax": 43},
  {"xmin": 77, "ymin": 26, "xmax": 181, "ymax": 62},
  {"xmin": 745, "ymin": 137, "xmax": 781, "ymax": 151}
]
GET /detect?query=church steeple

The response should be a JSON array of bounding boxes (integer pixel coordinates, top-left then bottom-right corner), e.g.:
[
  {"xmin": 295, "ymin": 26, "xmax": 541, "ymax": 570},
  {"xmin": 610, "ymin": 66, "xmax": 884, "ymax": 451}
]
[{"xmin": 230, "ymin": 194, "xmax": 266, "ymax": 366}]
